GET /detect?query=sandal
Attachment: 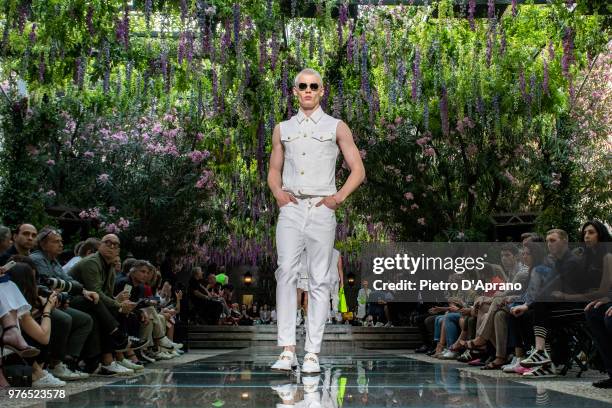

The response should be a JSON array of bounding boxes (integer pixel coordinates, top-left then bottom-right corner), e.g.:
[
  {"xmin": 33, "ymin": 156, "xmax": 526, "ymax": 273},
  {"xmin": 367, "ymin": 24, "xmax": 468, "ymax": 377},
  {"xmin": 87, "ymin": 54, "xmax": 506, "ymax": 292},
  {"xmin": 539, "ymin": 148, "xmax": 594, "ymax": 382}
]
[
  {"xmin": 1, "ymin": 325, "xmax": 40, "ymax": 358},
  {"xmin": 481, "ymin": 359, "xmax": 507, "ymax": 370},
  {"xmin": 467, "ymin": 339, "xmax": 487, "ymax": 350}
]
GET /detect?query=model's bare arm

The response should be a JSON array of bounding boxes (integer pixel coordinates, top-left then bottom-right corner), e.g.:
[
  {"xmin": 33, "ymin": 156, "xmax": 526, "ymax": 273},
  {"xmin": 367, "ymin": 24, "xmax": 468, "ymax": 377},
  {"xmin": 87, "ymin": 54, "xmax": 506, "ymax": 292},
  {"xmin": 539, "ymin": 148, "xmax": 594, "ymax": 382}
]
[
  {"xmin": 267, "ymin": 124, "xmax": 298, "ymax": 208},
  {"xmin": 316, "ymin": 120, "xmax": 365, "ymax": 209}
]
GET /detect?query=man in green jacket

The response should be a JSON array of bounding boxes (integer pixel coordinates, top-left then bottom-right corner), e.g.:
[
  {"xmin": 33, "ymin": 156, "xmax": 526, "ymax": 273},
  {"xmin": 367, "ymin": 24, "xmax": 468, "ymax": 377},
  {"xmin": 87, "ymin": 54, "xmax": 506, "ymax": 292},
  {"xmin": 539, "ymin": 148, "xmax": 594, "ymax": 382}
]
[{"xmin": 70, "ymin": 234, "xmax": 147, "ymax": 376}]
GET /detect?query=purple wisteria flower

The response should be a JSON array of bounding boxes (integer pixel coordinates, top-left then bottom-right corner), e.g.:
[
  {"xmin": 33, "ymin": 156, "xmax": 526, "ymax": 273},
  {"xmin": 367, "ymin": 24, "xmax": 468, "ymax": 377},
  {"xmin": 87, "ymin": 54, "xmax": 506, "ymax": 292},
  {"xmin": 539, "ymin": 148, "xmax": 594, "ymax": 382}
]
[
  {"xmin": 29, "ymin": 23, "xmax": 36, "ymax": 44},
  {"xmin": 439, "ymin": 85, "xmax": 449, "ymax": 136},
  {"xmin": 318, "ymin": 29, "xmax": 324, "ymax": 66},
  {"xmin": 180, "ymin": 0, "xmax": 188, "ymax": 22},
  {"xmin": 309, "ymin": 25, "xmax": 315, "ymax": 60},
  {"xmin": 519, "ymin": 69, "xmax": 529, "ymax": 104},
  {"xmin": 512, "ymin": 0, "xmax": 518, "ymax": 17},
  {"xmin": 259, "ymin": 31, "xmax": 267, "ymax": 73},
  {"xmin": 488, "ymin": 0, "xmax": 495, "ymax": 20},
  {"xmin": 500, "ymin": 26, "xmax": 507, "ymax": 56},
  {"xmin": 412, "ymin": 48, "xmax": 421, "ymax": 102},
  {"xmin": 270, "ymin": 30, "xmax": 280, "ymax": 70},
  {"xmin": 144, "ymin": 0, "xmax": 152, "ymax": 29},
  {"xmin": 86, "ymin": 5, "xmax": 95, "ymax": 36},
  {"xmin": 38, "ymin": 52, "xmax": 45, "ymax": 82},
  {"xmin": 468, "ymin": 0, "xmax": 476, "ymax": 31},
  {"xmin": 542, "ymin": 58, "xmax": 549, "ymax": 96},
  {"xmin": 233, "ymin": 3, "xmax": 241, "ymax": 46},
  {"xmin": 548, "ymin": 41, "xmax": 554, "ymax": 60}
]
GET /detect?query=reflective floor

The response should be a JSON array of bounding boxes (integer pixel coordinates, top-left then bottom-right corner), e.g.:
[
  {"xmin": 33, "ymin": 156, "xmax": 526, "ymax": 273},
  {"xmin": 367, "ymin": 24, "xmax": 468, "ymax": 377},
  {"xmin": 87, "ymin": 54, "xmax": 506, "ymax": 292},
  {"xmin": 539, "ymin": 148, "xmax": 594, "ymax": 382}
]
[{"xmin": 48, "ymin": 345, "xmax": 611, "ymax": 407}]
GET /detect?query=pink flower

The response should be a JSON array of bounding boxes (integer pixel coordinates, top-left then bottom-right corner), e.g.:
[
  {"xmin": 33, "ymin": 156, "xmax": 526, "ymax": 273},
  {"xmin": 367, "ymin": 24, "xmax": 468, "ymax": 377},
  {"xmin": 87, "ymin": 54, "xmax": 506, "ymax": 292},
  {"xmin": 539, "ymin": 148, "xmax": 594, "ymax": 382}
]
[
  {"xmin": 394, "ymin": 117, "xmax": 402, "ymax": 125},
  {"xmin": 46, "ymin": 190, "xmax": 56, "ymax": 197},
  {"xmin": 97, "ymin": 173, "xmax": 110, "ymax": 184},
  {"xmin": 152, "ymin": 123, "xmax": 163, "ymax": 134},
  {"xmin": 79, "ymin": 211, "xmax": 88, "ymax": 219},
  {"xmin": 46, "ymin": 159, "xmax": 55, "ymax": 166},
  {"xmin": 359, "ymin": 149, "xmax": 367, "ymax": 160},
  {"xmin": 83, "ymin": 151, "xmax": 95, "ymax": 159},
  {"xmin": 404, "ymin": 192, "xmax": 414, "ymax": 200},
  {"xmin": 405, "ymin": 174, "xmax": 414, "ymax": 182},
  {"xmin": 417, "ymin": 217, "xmax": 426, "ymax": 225},
  {"xmin": 117, "ymin": 217, "xmax": 130, "ymax": 229},
  {"xmin": 410, "ymin": 203, "xmax": 419, "ymax": 210},
  {"xmin": 189, "ymin": 150, "xmax": 210, "ymax": 164},
  {"xmin": 105, "ymin": 223, "xmax": 119, "ymax": 233},
  {"xmin": 109, "ymin": 206, "xmax": 117, "ymax": 214},
  {"xmin": 424, "ymin": 147, "xmax": 435, "ymax": 157},
  {"xmin": 196, "ymin": 132, "xmax": 204, "ymax": 141},
  {"xmin": 416, "ymin": 136, "xmax": 430, "ymax": 146}
]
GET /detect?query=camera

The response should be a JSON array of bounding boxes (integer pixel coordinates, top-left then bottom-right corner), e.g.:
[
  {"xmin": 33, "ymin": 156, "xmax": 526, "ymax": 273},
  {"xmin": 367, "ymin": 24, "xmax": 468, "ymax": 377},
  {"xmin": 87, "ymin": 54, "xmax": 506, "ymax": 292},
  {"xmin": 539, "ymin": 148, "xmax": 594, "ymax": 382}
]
[
  {"xmin": 38, "ymin": 275, "xmax": 83, "ymax": 295},
  {"xmin": 37, "ymin": 285, "xmax": 70, "ymax": 306}
]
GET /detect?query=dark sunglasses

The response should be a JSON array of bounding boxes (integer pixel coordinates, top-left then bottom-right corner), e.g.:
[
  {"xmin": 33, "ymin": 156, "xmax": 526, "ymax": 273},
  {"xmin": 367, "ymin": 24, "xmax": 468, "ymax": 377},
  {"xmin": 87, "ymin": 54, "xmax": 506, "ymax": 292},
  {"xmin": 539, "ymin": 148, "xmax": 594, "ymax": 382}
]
[{"xmin": 297, "ymin": 82, "xmax": 320, "ymax": 91}]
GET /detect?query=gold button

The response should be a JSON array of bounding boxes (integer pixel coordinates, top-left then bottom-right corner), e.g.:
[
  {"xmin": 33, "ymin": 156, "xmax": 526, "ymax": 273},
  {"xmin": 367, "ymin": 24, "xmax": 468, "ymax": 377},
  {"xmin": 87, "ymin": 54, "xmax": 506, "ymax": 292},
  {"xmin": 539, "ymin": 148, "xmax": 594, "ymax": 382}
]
[
  {"xmin": 288, "ymin": 136, "xmax": 291, "ymax": 140},
  {"xmin": 300, "ymin": 170, "xmax": 304, "ymax": 175},
  {"xmin": 302, "ymin": 152, "xmax": 306, "ymax": 156},
  {"xmin": 303, "ymin": 134, "xmax": 307, "ymax": 138}
]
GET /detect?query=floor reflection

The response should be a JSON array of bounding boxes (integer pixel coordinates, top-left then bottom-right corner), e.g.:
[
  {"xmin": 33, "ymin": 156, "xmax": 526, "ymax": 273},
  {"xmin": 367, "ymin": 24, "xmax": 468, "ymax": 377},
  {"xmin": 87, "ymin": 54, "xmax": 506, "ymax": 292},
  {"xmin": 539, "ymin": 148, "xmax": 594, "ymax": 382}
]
[{"xmin": 47, "ymin": 346, "xmax": 610, "ymax": 407}]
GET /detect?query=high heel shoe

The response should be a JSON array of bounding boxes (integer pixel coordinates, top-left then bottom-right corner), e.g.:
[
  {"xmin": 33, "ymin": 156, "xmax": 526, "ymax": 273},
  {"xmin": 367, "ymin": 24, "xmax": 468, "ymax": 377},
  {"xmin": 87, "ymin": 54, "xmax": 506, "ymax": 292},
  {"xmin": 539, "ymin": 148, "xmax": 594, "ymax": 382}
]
[{"xmin": 1, "ymin": 325, "xmax": 40, "ymax": 358}]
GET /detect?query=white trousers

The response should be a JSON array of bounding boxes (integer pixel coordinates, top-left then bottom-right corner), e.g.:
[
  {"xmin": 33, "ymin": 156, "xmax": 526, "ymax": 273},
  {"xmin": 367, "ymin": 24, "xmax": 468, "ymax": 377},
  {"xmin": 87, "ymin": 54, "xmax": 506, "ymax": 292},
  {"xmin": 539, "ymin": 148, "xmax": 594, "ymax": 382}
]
[{"xmin": 275, "ymin": 197, "xmax": 336, "ymax": 353}]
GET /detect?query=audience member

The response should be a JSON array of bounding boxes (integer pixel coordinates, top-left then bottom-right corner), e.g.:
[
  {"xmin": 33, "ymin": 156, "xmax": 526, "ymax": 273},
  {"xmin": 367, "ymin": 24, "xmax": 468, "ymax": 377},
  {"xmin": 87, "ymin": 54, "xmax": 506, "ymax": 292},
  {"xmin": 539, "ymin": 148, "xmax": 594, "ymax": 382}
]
[
  {"xmin": 0, "ymin": 224, "xmax": 37, "ymax": 265},
  {"xmin": 63, "ymin": 238, "xmax": 100, "ymax": 274}
]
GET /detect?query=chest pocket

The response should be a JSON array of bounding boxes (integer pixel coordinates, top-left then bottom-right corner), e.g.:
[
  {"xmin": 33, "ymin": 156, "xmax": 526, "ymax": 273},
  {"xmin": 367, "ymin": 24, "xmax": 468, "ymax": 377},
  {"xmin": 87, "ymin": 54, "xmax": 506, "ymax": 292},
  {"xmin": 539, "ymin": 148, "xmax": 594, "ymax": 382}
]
[{"xmin": 310, "ymin": 130, "xmax": 336, "ymax": 158}]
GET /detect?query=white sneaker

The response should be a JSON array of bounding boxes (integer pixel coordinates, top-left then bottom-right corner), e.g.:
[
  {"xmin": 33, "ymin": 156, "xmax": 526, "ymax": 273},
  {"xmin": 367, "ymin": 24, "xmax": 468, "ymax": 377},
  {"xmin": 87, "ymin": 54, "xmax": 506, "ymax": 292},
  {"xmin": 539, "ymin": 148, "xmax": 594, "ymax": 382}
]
[
  {"xmin": 153, "ymin": 350, "xmax": 174, "ymax": 360},
  {"xmin": 502, "ymin": 356, "xmax": 523, "ymax": 373},
  {"xmin": 301, "ymin": 352, "xmax": 320, "ymax": 374},
  {"xmin": 50, "ymin": 362, "xmax": 83, "ymax": 381},
  {"xmin": 270, "ymin": 382, "xmax": 297, "ymax": 401},
  {"xmin": 140, "ymin": 351, "xmax": 156, "ymax": 363},
  {"xmin": 118, "ymin": 358, "xmax": 144, "ymax": 371},
  {"xmin": 158, "ymin": 337, "xmax": 175, "ymax": 349},
  {"xmin": 271, "ymin": 350, "xmax": 298, "ymax": 371},
  {"xmin": 439, "ymin": 350, "xmax": 459, "ymax": 360},
  {"xmin": 102, "ymin": 361, "xmax": 135, "ymax": 376},
  {"xmin": 302, "ymin": 374, "xmax": 321, "ymax": 393},
  {"xmin": 384, "ymin": 322, "xmax": 394, "ymax": 328},
  {"xmin": 170, "ymin": 341, "xmax": 183, "ymax": 350},
  {"xmin": 33, "ymin": 370, "xmax": 66, "ymax": 387},
  {"xmin": 375, "ymin": 322, "xmax": 384, "ymax": 327},
  {"xmin": 522, "ymin": 364, "xmax": 558, "ymax": 378}
]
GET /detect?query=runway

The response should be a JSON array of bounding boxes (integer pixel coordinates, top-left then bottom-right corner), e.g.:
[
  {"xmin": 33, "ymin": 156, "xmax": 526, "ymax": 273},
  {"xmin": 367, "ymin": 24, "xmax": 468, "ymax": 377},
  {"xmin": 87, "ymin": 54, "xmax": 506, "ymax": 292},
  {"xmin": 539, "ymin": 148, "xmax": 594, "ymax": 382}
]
[{"xmin": 43, "ymin": 345, "xmax": 610, "ymax": 407}]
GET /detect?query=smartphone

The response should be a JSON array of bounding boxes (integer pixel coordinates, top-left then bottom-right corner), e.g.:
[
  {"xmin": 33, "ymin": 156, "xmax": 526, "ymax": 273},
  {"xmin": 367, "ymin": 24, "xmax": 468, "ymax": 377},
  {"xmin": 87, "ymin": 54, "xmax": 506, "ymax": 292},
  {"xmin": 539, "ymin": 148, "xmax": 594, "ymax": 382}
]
[
  {"xmin": 1, "ymin": 260, "xmax": 16, "ymax": 272},
  {"xmin": 124, "ymin": 284, "xmax": 132, "ymax": 294}
]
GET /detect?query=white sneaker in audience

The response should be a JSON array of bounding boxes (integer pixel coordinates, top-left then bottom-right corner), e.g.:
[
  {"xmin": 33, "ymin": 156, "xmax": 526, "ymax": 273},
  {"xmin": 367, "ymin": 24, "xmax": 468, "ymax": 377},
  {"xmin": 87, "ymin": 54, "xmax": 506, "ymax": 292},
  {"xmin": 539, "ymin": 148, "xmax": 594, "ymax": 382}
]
[
  {"xmin": 502, "ymin": 356, "xmax": 523, "ymax": 373},
  {"xmin": 170, "ymin": 341, "xmax": 183, "ymax": 350},
  {"xmin": 152, "ymin": 349, "xmax": 174, "ymax": 360},
  {"xmin": 170, "ymin": 349, "xmax": 181, "ymax": 358},
  {"xmin": 522, "ymin": 363, "xmax": 558, "ymax": 378},
  {"xmin": 50, "ymin": 362, "xmax": 84, "ymax": 381},
  {"xmin": 140, "ymin": 351, "xmax": 156, "ymax": 363},
  {"xmin": 119, "ymin": 358, "xmax": 144, "ymax": 371},
  {"xmin": 383, "ymin": 322, "xmax": 393, "ymax": 328},
  {"xmin": 439, "ymin": 350, "xmax": 459, "ymax": 360},
  {"xmin": 33, "ymin": 370, "xmax": 66, "ymax": 387},
  {"xmin": 158, "ymin": 337, "xmax": 176, "ymax": 349},
  {"xmin": 100, "ymin": 361, "xmax": 135, "ymax": 376}
]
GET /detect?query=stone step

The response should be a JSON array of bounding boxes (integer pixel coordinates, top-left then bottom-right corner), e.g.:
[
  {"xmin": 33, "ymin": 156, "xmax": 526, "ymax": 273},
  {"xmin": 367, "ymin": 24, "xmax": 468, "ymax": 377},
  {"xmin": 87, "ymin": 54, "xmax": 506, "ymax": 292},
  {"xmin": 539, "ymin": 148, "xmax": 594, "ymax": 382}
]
[{"xmin": 187, "ymin": 325, "xmax": 422, "ymax": 349}]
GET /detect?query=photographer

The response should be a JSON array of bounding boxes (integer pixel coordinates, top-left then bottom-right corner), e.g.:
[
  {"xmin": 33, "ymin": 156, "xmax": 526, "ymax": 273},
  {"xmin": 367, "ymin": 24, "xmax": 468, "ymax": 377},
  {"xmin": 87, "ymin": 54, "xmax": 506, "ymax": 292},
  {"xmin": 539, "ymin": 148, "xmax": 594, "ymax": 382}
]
[
  {"xmin": 69, "ymin": 234, "xmax": 147, "ymax": 376},
  {"xmin": 29, "ymin": 228, "xmax": 96, "ymax": 380},
  {"xmin": 12, "ymin": 254, "xmax": 93, "ymax": 382},
  {"xmin": 8, "ymin": 260, "xmax": 64, "ymax": 387}
]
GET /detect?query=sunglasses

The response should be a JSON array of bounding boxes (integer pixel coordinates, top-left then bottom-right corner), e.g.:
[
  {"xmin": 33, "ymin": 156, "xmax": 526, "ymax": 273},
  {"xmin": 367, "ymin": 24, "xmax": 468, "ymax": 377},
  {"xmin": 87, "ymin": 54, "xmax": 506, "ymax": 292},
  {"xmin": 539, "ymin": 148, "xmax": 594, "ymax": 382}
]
[{"xmin": 297, "ymin": 82, "xmax": 320, "ymax": 91}]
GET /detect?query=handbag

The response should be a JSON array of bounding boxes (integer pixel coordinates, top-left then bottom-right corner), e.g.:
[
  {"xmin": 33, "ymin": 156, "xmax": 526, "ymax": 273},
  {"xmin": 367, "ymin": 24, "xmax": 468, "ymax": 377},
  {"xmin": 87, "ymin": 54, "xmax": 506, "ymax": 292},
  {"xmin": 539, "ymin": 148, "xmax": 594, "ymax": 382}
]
[
  {"xmin": 2, "ymin": 355, "xmax": 33, "ymax": 387},
  {"xmin": 338, "ymin": 286, "xmax": 348, "ymax": 313}
]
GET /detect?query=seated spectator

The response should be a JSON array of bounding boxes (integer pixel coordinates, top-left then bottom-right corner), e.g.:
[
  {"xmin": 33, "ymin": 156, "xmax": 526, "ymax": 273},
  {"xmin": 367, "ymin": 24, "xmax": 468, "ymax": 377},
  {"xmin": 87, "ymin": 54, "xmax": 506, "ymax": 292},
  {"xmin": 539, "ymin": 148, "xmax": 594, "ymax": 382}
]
[
  {"xmin": 239, "ymin": 304, "xmax": 254, "ymax": 326},
  {"xmin": 0, "ymin": 223, "xmax": 37, "ymax": 265},
  {"xmin": 188, "ymin": 267, "xmax": 222, "ymax": 325},
  {"xmin": 13, "ymin": 254, "xmax": 93, "ymax": 381},
  {"xmin": 223, "ymin": 303, "xmax": 242, "ymax": 326},
  {"xmin": 63, "ymin": 238, "xmax": 100, "ymax": 274},
  {"xmin": 519, "ymin": 229, "xmax": 599, "ymax": 377},
  {"xmin": 8, "ymin": 261, "xmax": 63, "ymax": 387},
  {"xmin": 157, "ymin": 281, "xmax": 182, "ymax": 342},
  {"xmin": 260, "ymin": 304, "xmax": 271, "ymax": 324},
  {"xmin": 0, "ymin": 225, "xmax": 12, "ymax": 255},
  {"xmin": 247, "ymin": 303, "xmax": 260, "ymax": 323},
  {"xmin": 69, "ymin": 234, "xmax": 147, "ymax": 376}
]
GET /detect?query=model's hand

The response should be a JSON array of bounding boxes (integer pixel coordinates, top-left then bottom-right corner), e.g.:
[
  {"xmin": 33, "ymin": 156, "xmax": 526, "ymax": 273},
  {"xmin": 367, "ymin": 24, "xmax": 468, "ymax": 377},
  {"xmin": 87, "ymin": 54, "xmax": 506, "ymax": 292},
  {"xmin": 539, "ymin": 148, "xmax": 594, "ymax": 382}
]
[
  {"xmin": 275, "ymin": 190, "xmax": 298, "ymax": 208},
  {"xmin": 585, "ymin": 297, "xmax": 610, "ymax": 311},
  {"xmin": 316, "ymin": 195, "xmax": 340, "ymax": 210}
]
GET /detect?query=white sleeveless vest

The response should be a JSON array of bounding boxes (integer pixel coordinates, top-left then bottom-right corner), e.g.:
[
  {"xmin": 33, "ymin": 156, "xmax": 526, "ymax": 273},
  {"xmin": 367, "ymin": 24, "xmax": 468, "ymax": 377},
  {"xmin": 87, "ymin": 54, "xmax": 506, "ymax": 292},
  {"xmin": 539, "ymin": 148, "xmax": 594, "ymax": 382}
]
[{"xmin": 279, "ymin": 107, "xmax": 340, "ymax": 196}]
